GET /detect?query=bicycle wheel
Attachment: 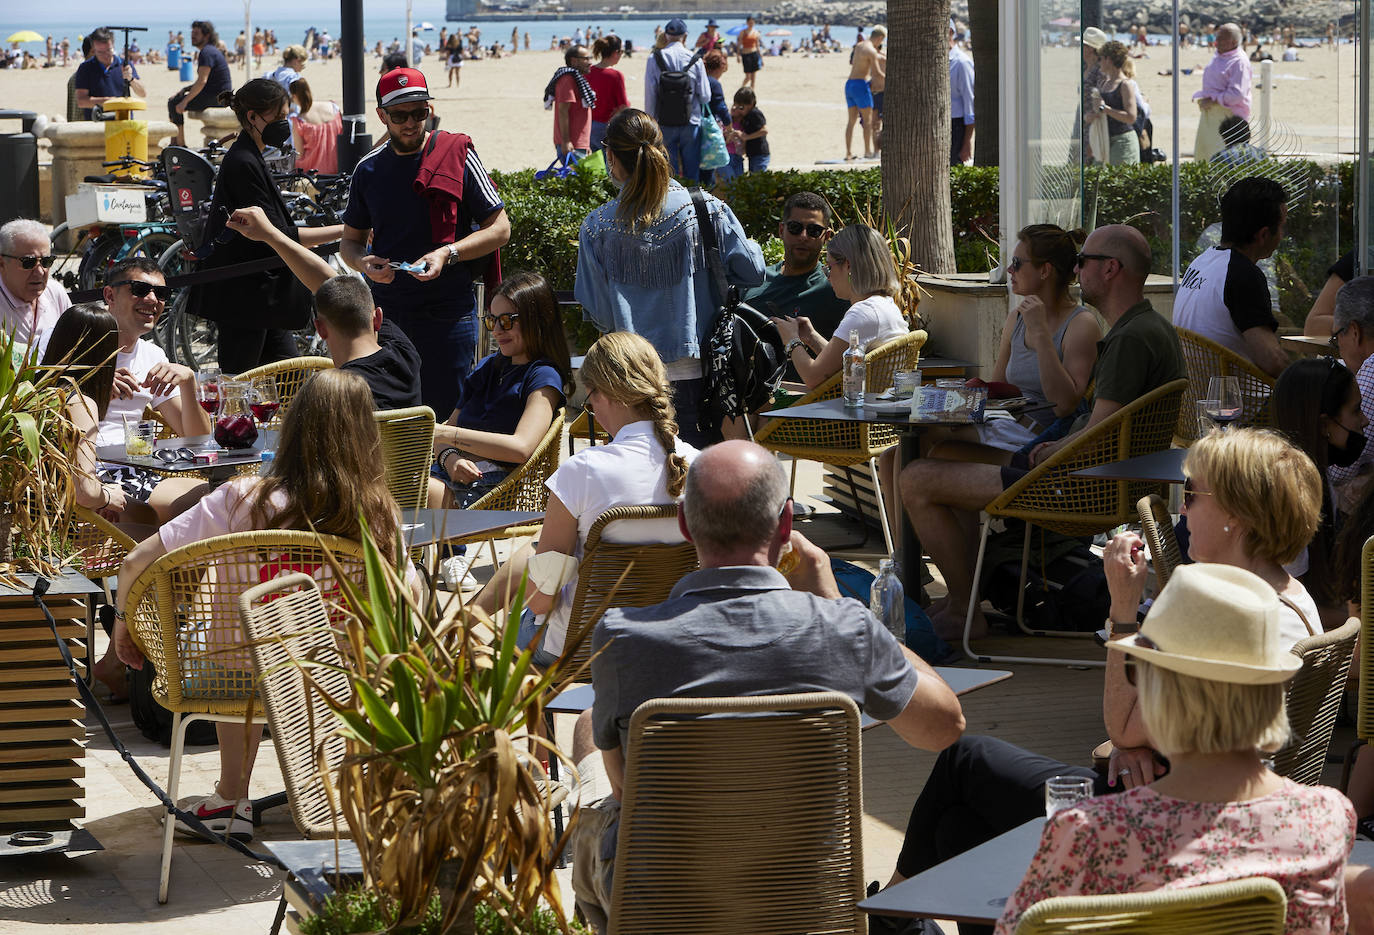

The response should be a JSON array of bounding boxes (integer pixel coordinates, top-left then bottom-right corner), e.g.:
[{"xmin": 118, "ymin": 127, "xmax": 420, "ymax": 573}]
[
  {"xmin": 154, "ymin": 237, "xmax": 218, "ymax": 370},
  {"xmin": 77, "ymin": 229, "xmax": 125, "ymax": 291}
]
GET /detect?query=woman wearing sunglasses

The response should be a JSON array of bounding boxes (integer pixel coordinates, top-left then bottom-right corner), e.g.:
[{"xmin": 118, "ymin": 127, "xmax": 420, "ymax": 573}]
[
  {"xmin": 427, "ymin": 270, "xmax": 573, "ymax": 510},
  {"xmin": 191, "ymin": 78, "xmax": 342, "ymax": 374}
]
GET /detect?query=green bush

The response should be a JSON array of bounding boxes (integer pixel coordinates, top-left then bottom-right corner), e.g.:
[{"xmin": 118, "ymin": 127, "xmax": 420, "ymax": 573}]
[{"xmin": 299, "ymin": 887, "xmax": 586, "ymax": 935}]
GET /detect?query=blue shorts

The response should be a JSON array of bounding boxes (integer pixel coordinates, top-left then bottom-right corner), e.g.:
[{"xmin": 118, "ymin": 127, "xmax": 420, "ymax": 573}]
[{"xmin": 845, "ymin": 78, "xmax": 874, "ymax": 110}]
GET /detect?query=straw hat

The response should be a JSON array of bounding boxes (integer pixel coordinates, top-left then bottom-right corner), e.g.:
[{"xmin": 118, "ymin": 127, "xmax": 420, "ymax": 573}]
[
  {"xmin": 1082, "ymin": 27, "xmax": 1110, "ymax": 49},
  {"xmin": 1108, "ymin": 563, "xmax": 1302, "ymax": 685}
]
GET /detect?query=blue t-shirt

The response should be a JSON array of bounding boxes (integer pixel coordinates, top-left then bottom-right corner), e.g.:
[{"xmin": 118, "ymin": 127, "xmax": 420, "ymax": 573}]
[
  {"xmin": 188, "ymin": 44, "xmax": 233, "ymax": 111},
  {"xmin": 74, "ymin": 55, "xmax": 141, "ymax": 118},
  {"xmin": 342, "ymin": 140, "xmax": 504, "ymax": 318},
  {"xmin": 455, "ymin": 354, "xmax": 565, "ymax": 464}
]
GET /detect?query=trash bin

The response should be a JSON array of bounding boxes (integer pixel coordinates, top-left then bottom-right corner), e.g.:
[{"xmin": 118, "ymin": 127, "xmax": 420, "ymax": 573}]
[
  {"xmin": 0, "ymin": 110, "xmax": 38, "ymax": 226},
  {"xmin": 167, "ymin": 44, "xmax": 180, "ymax": 70},
  {"xmin": 179, "ymin": 57, "xmax": 194, "ymax": 82}
]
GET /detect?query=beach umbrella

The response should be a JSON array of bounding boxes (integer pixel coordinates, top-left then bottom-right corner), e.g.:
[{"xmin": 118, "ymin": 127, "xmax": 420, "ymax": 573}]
[
  {"xmin": 725, "ymin": 25, "xmax": 746, "ymax": 36},
  {"xmin": 6, "ymin": 31, "xmax": 42, "ymax": 43},
  {"xmin": 418, "ymin": 21, "xmax": 435, "ymax": 30},
  {"xmin": 766, "ymin": 28, "xmax": 792, "ymax": 37}
]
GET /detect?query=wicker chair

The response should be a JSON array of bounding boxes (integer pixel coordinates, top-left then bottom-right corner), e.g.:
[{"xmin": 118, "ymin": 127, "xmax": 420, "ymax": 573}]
[
  {"xmin": 1271, "ymin": 617, "xmax": 1358, "ymax": 784},
  {"xmin": 566, "ymin": 409, "xmax": 610, "ymax": 458},
  {"xmin": 70, "ymin": 506, "xmax": 138, "ymax": 584},
  {"xmin": 122, "ymin": 530, "xmax": 367, "ymax": 904},
  {"xmin": 962, "ymin": 379, "xmax": 1187, "ymax": 667},
  {"xmin": 557, "ymin": 505, "xmax": 699, "ymax": 674},
  {"xmin": 237, "ymin": 573, "xmax": 352, "ymax": 840},
  {"xmin": 1014, "ymin": 876, "xmax": 1287, "ymax": 935},
  {"xmin": 1341, "ymin": 535, "xmax": 1374, "ymax": 791},
  {"xmin": 235, "ymin": 356, "xmax": 334, "ymax": 431},
  {"xmin": 1175, "ymin": 328, "xmax": 1276, "ymax": 446},
  {"xmin": 373, "ymin": 406, "xmax": 436, "ymax": 512},
  {"xmin": 754, "ymin": 330, "xmax": 927, "ymax": 553},
  {"xmin": 1136, "ymin": 494, "xmax": 1183, "ymax": 589},
  {"xmin": 607, "ymin": 693, "xmax": 864, "ymax": 935}
]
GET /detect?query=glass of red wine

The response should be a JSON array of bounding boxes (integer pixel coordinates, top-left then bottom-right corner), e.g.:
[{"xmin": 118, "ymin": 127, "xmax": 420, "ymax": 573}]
[
  {"xmin": 196, "ymin": 370, "xmax": 222, "ymax": 418},
  {"xmin": 213, "ymin": 380, "xmax": 259, "ymax": 450},
  {"xmin": 1204, "ymin": 376, "xmax": 1243, "ymax": 428},
  {"xmin": 250, "ymin": 378, "xmax": 281, "ymax": 427}
]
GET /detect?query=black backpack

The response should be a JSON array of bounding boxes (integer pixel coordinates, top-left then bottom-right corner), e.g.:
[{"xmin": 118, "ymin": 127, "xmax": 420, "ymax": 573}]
[
  {"xmin": 653, "ymin": 47, "xmax": 705, "ymax": 126},
  {"xmin": 129, "ymin": 660, "xmax": 219, "ymax": 747},
  {"xmin": 689, "ymin": 188, "xmax": 785, "ymax": 432}
]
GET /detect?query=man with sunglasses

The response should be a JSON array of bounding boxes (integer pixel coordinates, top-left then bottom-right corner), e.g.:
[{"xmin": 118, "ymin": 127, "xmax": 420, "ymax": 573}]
[
  {"xmin": 341, "ymin": 67, "xmax": 510, "ymax": 418},
  {"xmin": 0, "ymin": 219, "xmax": 69, "ymax": 350},
  {"xmin": 742, "ymin": 192, "xmax": 849, "ymax": 343}
]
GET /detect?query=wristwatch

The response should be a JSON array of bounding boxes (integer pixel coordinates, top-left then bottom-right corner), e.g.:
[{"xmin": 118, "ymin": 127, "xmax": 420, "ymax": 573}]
[
  {"xmin": 785, "ymin": 338, "xmax": 807, "ymax": 358},
  {"xmin": 1106, "ymin": 617, "xmax": 1139, "ymax": 637},
  {"xmin": 445, "ymin": 242, "xmax": 460, "ymax": 266}
]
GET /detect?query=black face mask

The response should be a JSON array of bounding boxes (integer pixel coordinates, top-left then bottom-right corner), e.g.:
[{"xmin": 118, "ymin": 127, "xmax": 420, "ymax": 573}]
[
  {"xmin": 260, "ymin": 117, "xmax": 292, "ymax": 150},
  {"xmin": 1330, "ymin": 429, "xmax": 1367, "ymax": 467}
]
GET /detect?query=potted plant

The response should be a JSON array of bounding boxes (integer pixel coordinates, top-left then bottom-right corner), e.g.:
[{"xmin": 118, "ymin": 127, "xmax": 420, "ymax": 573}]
[
  {"xmin": 293, "ymin": 527, "xmax": 581, "ymax": 934},
  {"xmin": 0, "ymin": 330, "xmax": 82, "ymax": 578}
]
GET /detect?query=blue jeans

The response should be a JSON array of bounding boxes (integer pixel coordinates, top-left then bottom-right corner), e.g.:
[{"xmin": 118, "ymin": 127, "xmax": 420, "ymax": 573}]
[
  {"xmin": 747, "ymin": 153, "xmax": 770, "ymax": 173},
  {"xmin": 726, "ymin": 153, "xmax": 745, "ymax": 178},
  {"xmin": 516, "ymin": 608, "xmax": 560, "ymax": 669},
  {"xmin": 386, "ymin": 307, "xmax": 477, "ymax": 419},
  {"xmin": 589, "ymin": 120, "xmax": 608, "ymax": 152},
  {"xmin": 660, "ymin": 122, "xmax": 701, "ymax": 180}
]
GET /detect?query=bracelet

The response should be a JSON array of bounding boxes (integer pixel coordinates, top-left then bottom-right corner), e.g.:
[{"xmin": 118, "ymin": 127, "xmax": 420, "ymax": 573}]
[
  {"xmin": 785, "ymin": 338, "xmax": 807, "ymax": 358},
  {"xmin": 438, "ymin": 446, "xmax": 462, "ymax": 467},
  {"xmin": 1106, "ymin": 617, "xmax": 1139, "ymax": 637},
  {"xmin": 113, "ymin": 610, "xmax": 126, "ymax": 621},
  {"xmin": 100, "ymin": 485, "xmax": 111, "ymax": 508}
]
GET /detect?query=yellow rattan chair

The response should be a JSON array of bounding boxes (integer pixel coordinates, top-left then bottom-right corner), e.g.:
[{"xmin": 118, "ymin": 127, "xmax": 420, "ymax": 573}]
[
  {"xmin": 1175, "ymin": 328, "xmax": 1276, "ymax": 446},
  {"xmin": 566, "ymin": 409, "xmax": 610, "ymax": 458},
  {"xmin": 1013, "ymin": 876, "xmax": 1287, "ymax": 935},
  {"xmin": 557, "ymin": 505, "xmax": 699, "ymax": 675},
  {"xmin": 607, "ymin": 693, "xmax": 864, "ymax": 935},
  {"xmin": 235, "ymin": 356, "xmax": 334, "ymax": 430},
  {"xmin": 237, "ymin": 573, "xmax": 352, "ymax": 841},
  {"xmin": 1273, "ymin": 617, "xmax": 1359, "ymax": 785},
  {"xmin": 962, "ymin": 379, "xmax": 1187, "ymax": 667},
  {"xmin": 1341, "ymin": 535, "xmax": 1374, "ymax": 790},
  {"xmin": 123, "ymin": 530, "xmax": 367, "ymax": 904},
  {"xmin": 754, "ymin": 330, "xmax": 927, "ymax": 554},
  {"xmin": 1136, "ymin": 494, "xmax": 1183, "ymax": 589},
  {"xmin": 70, "ymin": 506, "xmax": 138, "ymax": 584},
  {"xmin": 373, "ymin": 406, "xmax": 436, "ymax": 512}
]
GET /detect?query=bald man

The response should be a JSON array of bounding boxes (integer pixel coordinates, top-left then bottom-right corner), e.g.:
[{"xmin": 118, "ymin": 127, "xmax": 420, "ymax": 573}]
[
  {"xmin": 571, "ymin": 440, "xmax": 966, "ymax": 932},
  {"xmin": 1193, "ymin": 23, "xmax": 1253, "ymax": 161},
  {"xmin": 900, "ymin": 225, "xmax": 1185, "ymax": 642}
]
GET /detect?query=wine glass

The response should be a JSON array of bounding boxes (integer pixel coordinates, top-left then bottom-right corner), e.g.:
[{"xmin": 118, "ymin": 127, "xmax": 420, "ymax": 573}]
[
  {"xmin": 1205, "ymin": 376, "xmax": 1243, "ymax": 428},
  {"xmin": 196, "ymin": 370, "xmax": 222, "ymax": 418},
  {"xmin": 250, "ymin": 379, "xmax": 280, "ymax": 427}
]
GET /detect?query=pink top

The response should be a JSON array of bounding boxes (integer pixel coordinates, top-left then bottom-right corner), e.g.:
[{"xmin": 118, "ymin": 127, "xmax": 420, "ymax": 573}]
[
  {"xmin": 553, "ymin": 73, "xmax": 592, "ymax": 150},
  {"xmin": 1193, "ymin": 48, "xmax": 1253, "ymax": 119},
  {"xmin": 0, "ymin": 275, "xmax": 68, "ymax": 349},
  {"xmin": 996, "ymin": 781, "xmax": 1354, "ymax": 935},
  {"xmin": 290, "ymin": 103, "xmax": 342, "ymax": 174}
]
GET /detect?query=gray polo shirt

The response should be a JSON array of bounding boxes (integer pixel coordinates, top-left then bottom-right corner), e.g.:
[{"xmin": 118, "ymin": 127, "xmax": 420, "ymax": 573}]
[{"xmin": 590, "ymin": 565, "xmax": 921, "ymax": 752}]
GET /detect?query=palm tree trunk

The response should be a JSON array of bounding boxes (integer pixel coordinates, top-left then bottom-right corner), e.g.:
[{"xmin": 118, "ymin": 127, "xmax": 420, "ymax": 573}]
[
  {"xmin": 883, "ymin": 0, "xmax": 957, "ymax": 273},
  {"xmin": 969, "ymin": 0, "xmax": 998, "ymax": 166}
]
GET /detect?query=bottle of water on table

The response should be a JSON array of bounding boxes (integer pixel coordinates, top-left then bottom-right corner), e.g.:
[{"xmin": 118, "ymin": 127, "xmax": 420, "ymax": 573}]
[
  {"xmin": 843, "ymin": 330, "xmax": 865, "ymax": 408},
  {"xmin": 870, "ymin": 558, "xmax": 905, "ymax": 644}
]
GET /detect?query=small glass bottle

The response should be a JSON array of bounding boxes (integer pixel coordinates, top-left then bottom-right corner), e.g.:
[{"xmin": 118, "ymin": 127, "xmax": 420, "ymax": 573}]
[
  {"xmin": 842, "ymin": 330, "xmax": 866, "ymax": 408},
  {"xmin": 870, "ymin": 559, "xmax": 905, "ymax": 643}
]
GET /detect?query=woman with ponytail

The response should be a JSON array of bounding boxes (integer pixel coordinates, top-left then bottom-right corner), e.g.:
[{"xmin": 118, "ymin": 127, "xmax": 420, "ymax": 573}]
[
  {"xmin": 475, "ymin": 331, "xmax": 697, "ymax": 665},
  {"xmin": 575, "ymin": 107, "xmax": 765, "ymax": 447}
]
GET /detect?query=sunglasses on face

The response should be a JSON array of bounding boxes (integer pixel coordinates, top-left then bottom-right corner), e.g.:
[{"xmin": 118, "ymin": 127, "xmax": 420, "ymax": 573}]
[
  {"xmin": 109, "ymin": 280, "xmax": 171, "ymax": 302},
  {"xmin": 1182, "ymin": 477, "xmax": 1214, "ymax": 509},
  {"xmin": 482, "ymin": 311, "xmax": 520, "ymax": 331},
  {"xmin": 3, "ymin": 254, "xmax": 55, "ymax": 270},
  {"xmin": 386, "ymin": 107, "xmax": 429, "ymax": 125},
  {"xmin": 1122, "ymin": 634, "xmax": 1159, "ymax": 686},
  {"xmin": 784, "ymin": 220, "xmax": 827, "ymax": 238},
  {"xmin": 1008, "ymin": 256, "xmax": 1026, "ymax": 272},
  {"xmin": 1075, "ymin": 252, "xmax": 1116, "ymax": 267}
]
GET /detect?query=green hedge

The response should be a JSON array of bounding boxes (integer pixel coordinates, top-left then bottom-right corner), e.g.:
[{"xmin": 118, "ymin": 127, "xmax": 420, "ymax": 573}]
[{"xmin": 491, "ymin": 160, "xmax": 1355, "ymax": 334}]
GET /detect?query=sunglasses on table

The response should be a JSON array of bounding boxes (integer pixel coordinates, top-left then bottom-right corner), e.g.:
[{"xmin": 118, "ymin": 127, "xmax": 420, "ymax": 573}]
[
  {"xmin": 3, "ymin": 254, "xmax": 56, "ymax": 270},
  {"xmin": 1121, "ymin": 633, "xmax": 1160, "ymax": 686},
  {"xmin": 385, "ymin": 107, "xmax": 430, "ymax": 125},
  {"xmin": 1181, "ymin": 477, "xmax": 1214, "ymax": 509},
  {"xmin": 783, "ymin": 220, "xmax": 828, "ymax": 238},
  {"xmin": 482, "ymin": 311, "xmax": 520, "ymax": 331},
  {"xmin": 152, "ymin": 447, "xmax": 197, "ymax": 464},
  {"xmin": 109, "ymin": 280, "xmax": 172, "ymax": 302}
]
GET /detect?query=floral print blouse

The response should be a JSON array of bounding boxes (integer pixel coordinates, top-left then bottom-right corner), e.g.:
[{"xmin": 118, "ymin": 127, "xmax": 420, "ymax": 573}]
[{"xmin": 995, "ymin": 780, "xmax": 1355, "ymax": 934}]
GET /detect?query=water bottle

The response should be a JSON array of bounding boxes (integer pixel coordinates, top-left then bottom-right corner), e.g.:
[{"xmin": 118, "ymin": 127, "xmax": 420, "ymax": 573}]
[
  {"xmin": 842, "ymin": 330, "xmax": 865, "ymax": 408},
  {"xmin": 870, "ymin": 559, "xmax": 905, "ymax": 644}
]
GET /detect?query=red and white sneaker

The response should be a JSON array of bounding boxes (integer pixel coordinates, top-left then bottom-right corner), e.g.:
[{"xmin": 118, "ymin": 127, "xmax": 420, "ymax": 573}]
[{"xmin": 173, "ymin": 792, "xmax": 254, "ymax": 841}]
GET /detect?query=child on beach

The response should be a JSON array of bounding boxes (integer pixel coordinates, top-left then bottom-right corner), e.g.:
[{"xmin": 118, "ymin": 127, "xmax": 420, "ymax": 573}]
[{"xmin": 732, "ymin": 87, "xmax": 770, "ymax": 173}]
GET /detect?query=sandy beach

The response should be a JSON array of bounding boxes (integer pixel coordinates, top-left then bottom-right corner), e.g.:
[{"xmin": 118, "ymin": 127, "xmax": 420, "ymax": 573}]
[{"xmin": 0, "ymin": 38, "xmax": 1359, "ymax": 172}]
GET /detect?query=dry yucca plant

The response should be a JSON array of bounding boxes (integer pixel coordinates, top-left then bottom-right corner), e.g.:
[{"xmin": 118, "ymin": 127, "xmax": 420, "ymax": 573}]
[{"xmin": 300, "ymin": 525, "xmax": 579, "ymax": 934}]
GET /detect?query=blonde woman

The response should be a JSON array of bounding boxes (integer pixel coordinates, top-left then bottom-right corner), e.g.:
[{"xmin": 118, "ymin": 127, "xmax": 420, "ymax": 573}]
[
  {"xmin": 575, "ymin": 108, "xmax": 764, "ymax": 447},
  {"xmin": 770, "ymin": 223, "xmax": 908, "ymax": 390},
  {"xmin": 476, "ymin": 331, "xmax": 697, "ymax": 665},
  {"xmin": 112, "ymin": 369, "xmax": 403, "ymax": 840}
]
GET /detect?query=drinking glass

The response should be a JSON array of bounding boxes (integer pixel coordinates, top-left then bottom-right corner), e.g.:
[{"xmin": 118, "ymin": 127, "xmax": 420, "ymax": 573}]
[
  {"xmin": 196, "ymin": 370, "xmax": 222, "ymax": 418},
  {"xmin": 1196, "ymin": 399, "xmax": 1221, "ymax": 436},
  {"xmin": 123, "ymin": 417, "xmax": 157, "ymax": 457},
  {"xmin": 1205, "ymin": 376, "xmax": 1243, "ymax": 427},
  {"xmin": 213, "ymin": 380, "xmax": 259, "ymax": 450},
  {"xmin": 250, "ymin": 378, "xmax": 280, "ymax": 426},
  {"xmin": 1045, "ymin": 775, "xmax": 1094, "ymax": 817}
]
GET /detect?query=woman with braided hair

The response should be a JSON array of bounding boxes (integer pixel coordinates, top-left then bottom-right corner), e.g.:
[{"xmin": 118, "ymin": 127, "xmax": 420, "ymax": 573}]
[
  {"xmin": 575, "ymin": 107, "xmax": 764, "ymax": 447},
  {"xmin": 475, "ymin": 331, "xmax": 697, "ymax": 665}
]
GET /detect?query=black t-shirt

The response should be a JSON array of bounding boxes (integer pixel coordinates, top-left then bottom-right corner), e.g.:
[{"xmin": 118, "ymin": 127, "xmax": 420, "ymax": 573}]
[
  {"xmin": 1330, "ymin": 249, "xmax": 1356, "ymax": 284},
  {"xmin": 742, "ymin": 107, "xmax": 769, "ymax": 156},
  {"xmin": 188, "ymin": 44, "xmax": 233, "ymax": 111},
  {"xmin": 341, "ymin": 317, "xmax": 424, "ymax": 410}
]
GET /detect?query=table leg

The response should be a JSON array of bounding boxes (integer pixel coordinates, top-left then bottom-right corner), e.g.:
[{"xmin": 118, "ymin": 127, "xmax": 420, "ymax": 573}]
[{"xmin": 897, "ymin": 432, "xmax": 929, "ymax": 605}]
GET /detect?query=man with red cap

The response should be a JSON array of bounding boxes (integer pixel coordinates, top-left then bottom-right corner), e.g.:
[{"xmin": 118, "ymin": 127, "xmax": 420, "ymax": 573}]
[{"xmin": 341, "ymin": 67, "xmax": 510, "ymax": 417}]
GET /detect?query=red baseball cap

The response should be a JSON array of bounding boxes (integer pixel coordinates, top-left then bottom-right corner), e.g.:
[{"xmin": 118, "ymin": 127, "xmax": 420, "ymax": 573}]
[{"xmin": 376, "ymin": 67, "xmax": 432, "ymax": 107}]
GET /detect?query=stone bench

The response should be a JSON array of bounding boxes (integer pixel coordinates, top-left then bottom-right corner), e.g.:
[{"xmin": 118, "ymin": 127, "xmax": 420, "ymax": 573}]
[{"xmin": 187, "ymin": 106, "xmax": 237, "ymax": 146}]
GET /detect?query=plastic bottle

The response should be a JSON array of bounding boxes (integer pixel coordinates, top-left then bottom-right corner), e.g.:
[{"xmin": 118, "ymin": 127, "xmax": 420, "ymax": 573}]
[
  {"xmin": 870, "ymin": 559, "xmax": 905, "ymax": 644},
  {"xmin": 257, "ymin": 450, "xmax": 275, "ymax": 475},
  {"xmin": 842, "ymin": 330, "xmax": 865, "ymax": 408}
]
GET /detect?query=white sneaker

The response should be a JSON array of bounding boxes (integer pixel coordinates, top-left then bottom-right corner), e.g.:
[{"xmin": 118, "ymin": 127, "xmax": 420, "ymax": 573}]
[
  {"xmin": 172, "ymin": 792, "xmax": 254, "ymax": 841},
  {"xmin": 440, "ymin": 554, "xmax": 479, "ymax": 593}
]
